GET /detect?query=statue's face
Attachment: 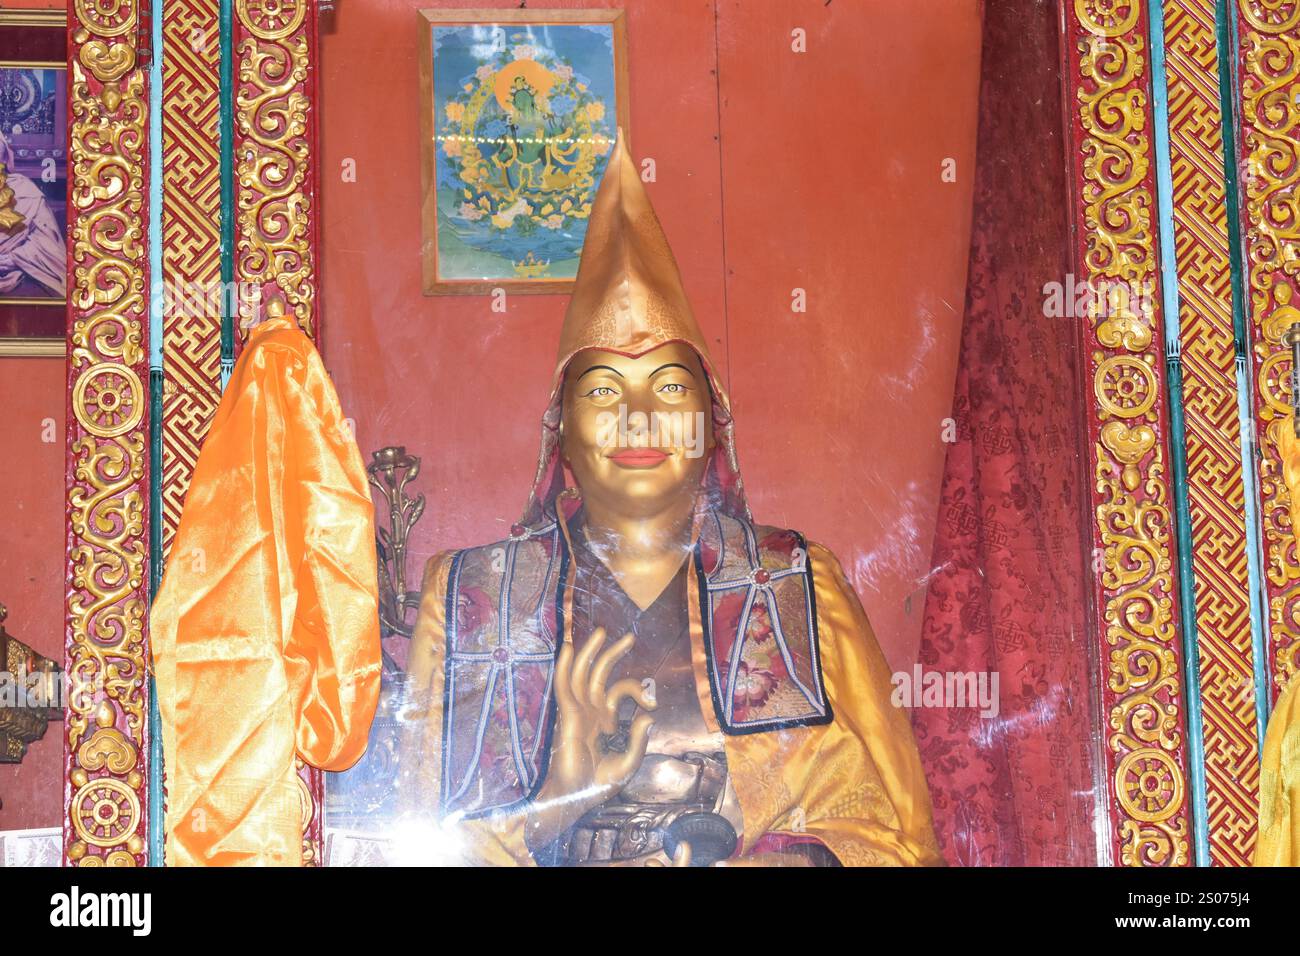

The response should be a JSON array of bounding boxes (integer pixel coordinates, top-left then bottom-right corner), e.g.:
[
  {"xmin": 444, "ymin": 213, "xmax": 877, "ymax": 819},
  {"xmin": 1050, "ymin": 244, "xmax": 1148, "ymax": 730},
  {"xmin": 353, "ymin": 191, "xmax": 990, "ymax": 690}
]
[{"xmin": 561, "ymin": 342, "xmax": 715, "ymax": 519}]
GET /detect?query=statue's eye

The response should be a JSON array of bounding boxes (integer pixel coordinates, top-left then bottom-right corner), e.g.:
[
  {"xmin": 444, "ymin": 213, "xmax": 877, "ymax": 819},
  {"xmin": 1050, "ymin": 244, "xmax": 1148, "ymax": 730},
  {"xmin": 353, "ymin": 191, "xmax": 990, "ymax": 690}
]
[
  {"xmin": 658, "ymin": 383, "xmax": 687, "ymax": 394},
  {"xmin": 584, "ymin": 385, "xmax": 617, "ymax": 398}
]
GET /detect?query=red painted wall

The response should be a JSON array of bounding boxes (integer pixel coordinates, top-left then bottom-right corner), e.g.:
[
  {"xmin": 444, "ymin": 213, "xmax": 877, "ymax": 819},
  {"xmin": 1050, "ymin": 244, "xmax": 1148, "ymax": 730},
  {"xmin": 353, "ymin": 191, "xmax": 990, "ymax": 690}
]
[
  {"xmin": 714, "ymin": 0, "xmax": 982, "ymax": 667},
  {"xmin": 319, "ymin": 0, "xmax": 982, "ymax": 669}
]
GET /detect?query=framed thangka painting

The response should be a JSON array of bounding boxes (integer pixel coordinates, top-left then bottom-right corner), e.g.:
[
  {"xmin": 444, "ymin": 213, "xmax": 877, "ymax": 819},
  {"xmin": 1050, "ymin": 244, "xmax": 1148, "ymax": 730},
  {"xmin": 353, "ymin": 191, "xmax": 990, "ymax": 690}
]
[
  {"xmin": 419, "ymin": 8, "xmax": 629, "ymax": 295},
  {"xmin": 0, "ymin": 9, "xmax": 66, "ymax": 357}
]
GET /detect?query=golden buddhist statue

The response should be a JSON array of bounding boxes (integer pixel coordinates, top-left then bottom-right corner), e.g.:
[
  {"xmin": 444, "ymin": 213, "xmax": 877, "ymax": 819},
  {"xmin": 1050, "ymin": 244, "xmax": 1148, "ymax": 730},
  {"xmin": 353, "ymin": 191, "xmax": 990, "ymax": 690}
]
[{"xmin": 396, "ymin": 132, "xmax": 941, "ymax": 866}]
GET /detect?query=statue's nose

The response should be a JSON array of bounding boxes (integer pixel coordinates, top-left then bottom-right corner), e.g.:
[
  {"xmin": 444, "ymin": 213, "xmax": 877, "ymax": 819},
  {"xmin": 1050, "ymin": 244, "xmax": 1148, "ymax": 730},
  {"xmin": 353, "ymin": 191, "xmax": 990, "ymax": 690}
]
[{"xmin": 624, "ymin": 394, "xmax": 655, "ymax": 447}]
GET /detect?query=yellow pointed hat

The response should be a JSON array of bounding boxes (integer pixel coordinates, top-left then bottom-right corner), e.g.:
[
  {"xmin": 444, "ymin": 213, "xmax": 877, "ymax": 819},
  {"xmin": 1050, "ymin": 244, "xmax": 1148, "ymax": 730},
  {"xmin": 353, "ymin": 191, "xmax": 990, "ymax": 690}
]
[
  {"xmin": 523, "ymin": 129, "xmax": 746, "ymax": 524},
  {"xmin": 551, "ymin": 128, "xmax": 718, "ymax": 391}
]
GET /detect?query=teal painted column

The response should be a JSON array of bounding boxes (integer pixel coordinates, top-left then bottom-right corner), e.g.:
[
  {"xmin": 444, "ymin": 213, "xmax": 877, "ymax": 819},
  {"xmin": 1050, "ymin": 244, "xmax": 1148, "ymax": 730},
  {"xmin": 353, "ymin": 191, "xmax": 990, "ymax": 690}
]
[{"xmin": 147, "ymin": 0, "xmax": 165, "ymax": 866}]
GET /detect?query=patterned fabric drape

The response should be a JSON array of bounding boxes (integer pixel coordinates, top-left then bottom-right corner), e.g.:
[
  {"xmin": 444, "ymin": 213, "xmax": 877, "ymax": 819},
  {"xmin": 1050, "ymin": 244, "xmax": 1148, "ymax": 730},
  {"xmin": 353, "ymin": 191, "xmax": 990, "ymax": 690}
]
[{"xmin": 911, "ymin": 1, "xmax": 1100, "ymax": 866}]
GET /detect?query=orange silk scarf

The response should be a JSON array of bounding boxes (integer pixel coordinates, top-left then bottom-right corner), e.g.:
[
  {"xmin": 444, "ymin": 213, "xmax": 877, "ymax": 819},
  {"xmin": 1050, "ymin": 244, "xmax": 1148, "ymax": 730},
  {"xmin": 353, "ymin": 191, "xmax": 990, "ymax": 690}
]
[{"xmin": 150, "ymin": 318, "xmax": 381, "ymax": 866}]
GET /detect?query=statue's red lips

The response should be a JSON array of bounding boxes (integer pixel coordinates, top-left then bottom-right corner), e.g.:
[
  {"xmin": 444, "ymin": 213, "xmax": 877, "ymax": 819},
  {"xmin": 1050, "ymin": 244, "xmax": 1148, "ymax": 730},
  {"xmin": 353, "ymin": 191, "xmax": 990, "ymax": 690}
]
[{"xmin": 609, "ymin": 448, "xmax": 669, "ymax": 467}]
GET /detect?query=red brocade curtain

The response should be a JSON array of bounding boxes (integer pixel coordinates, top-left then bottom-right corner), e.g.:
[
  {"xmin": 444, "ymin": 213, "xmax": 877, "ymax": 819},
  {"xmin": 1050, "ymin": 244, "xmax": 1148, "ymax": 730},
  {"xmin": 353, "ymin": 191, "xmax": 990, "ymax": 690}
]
[{"xmin": 911, "ymin": 2, "xmax": 1100, "ymax": 866}]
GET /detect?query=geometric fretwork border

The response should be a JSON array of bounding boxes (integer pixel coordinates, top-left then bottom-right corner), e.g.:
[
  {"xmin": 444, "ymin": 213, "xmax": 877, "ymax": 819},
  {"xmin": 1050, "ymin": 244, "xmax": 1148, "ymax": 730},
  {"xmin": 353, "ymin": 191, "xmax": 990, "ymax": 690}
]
[
  {"xmin": 161, "ymin": 0, "xmax": 223, "ymax": 559},
  {"xmin": 1067, "ymin": 0, "xmax": 1193, "ymax": 866},
  {"xmin": 1164, "ymin": 0, "xmax": 1261, "ymax": 867},
  {"xmin": 1238, "ymin": 0, "xmax": 1300, "ymax": 702}
]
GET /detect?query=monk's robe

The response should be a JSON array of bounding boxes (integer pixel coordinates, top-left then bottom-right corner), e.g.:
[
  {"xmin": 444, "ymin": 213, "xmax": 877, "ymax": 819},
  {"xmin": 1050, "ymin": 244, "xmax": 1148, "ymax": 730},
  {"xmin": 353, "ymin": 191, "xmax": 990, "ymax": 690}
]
[
  {"xmin": 397, "ymin": 510, "xmax": 942, "ymax": 867},
  {"xmin": 0, "ymin": 161, "xmax": 65, "ymax": 297},
  {"xmin": 1256, "ymin": 673, "xmax": 1300, "ymax": 866},
  {"xmin": 1255, "ymin": 417, "xmax": 1300, "ymax": 865},
  {"xmin": 150, "ymin": 316, "xmax": 382, "ymax": 866}
]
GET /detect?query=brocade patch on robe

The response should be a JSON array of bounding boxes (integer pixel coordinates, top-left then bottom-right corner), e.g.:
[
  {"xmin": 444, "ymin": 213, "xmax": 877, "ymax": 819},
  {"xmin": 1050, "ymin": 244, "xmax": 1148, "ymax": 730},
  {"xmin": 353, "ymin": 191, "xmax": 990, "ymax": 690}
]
[{"xmin": 440, "ymin": 511, "xmax": 830, "ymax": 818}]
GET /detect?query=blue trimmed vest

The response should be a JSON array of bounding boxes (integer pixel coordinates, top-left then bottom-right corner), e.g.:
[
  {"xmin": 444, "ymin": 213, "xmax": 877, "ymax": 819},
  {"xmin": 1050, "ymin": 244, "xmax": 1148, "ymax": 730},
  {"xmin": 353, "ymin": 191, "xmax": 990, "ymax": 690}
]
[{"xmin": 438, "ymin": 512, "xmax": 831, "ymax": 818}]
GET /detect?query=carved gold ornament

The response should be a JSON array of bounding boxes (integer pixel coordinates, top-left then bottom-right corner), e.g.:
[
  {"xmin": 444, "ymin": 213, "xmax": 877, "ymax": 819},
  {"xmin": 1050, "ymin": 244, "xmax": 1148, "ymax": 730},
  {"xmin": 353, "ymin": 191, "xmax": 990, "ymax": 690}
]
[
  {"xmin": 79, "ymin": 38, "xmax": 136, "ymax": 84},
  {"xmin": 65, "ymin": 1, "xmax": 151, "ymax": 866},
  {"xmin": 1241, "ymin": 0, "xmax": 1300, "ymax": 690},
  {"xmin": 1117, "ymin": 749, "xmax": 1186, "ymax": 822},
  {"xmin": 237, "ymin": 0, "xmax": 306, "ymax": 41},
  {"xmin": 1096, "ymin": 355, "xmax": 1159, "ymax": 418},
  {"xmin": 1241, "ymin": 0, "xmax": 1300, "ymax": 31},
  {"xmin": 1074, "ymin": 0, "xmax": 1190, "ymax": 866},
  {"xmin": 1097, "ymin": 306, "xmax": 1154, "ymax": 352},
  {"xmin": 1075, "ymin": 0, "xmax": 1142, "ymax": 37},
  {"xmin": 71, "ymin": 776, "xmax": 143, "ymax": 849},
  {"xmin": 73, "ymin": 364, "xmax": 145, "ymax": 438},
  {"xmin": 234, "ymin": 31, "xmax": 315, "ymax": 334},
  {"xmin": 75, "ymin": 0, "xmax": 137, "ymax": 37},
  {"xmin": 1100, "ymin": 421, "xmax": 1156, "ymax": 491}
]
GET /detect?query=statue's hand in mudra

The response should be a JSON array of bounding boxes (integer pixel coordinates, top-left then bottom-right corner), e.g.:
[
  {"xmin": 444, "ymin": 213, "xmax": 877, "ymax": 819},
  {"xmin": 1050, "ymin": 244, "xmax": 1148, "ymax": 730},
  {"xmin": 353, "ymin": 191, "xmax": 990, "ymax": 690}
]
[
  {"xmin": 525, "ymin": 627, "xmax": 657, "ymax": 855},
  {"xmin": 552, "ymin": 627, "xmax": 657, "ymax": 795}
]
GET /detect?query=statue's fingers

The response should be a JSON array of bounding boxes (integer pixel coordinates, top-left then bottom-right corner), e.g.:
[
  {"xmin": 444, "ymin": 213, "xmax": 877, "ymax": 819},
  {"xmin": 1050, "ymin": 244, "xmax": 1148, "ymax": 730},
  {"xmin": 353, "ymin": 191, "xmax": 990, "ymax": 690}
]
[
  {"xmin": 553, "ymin": 639, "xmax": 577, "ymax": 716},
  {"xmin": 600, "ymin": 677, "xmax": 657, "ymax": 734},
  {"xmin": 671, "ymin": 842, "xmax": 692, "ymax": 867},
  {"xmin": 587, "ymin": 631, "xmax": 635, "ymax": 708},
  {"xmin": 571, "ymin": 626, "xmax": 607, "ymax": 696},
  {"xmin": 609, "ymin": 713, "xmax": 655, "ymax": 781}
]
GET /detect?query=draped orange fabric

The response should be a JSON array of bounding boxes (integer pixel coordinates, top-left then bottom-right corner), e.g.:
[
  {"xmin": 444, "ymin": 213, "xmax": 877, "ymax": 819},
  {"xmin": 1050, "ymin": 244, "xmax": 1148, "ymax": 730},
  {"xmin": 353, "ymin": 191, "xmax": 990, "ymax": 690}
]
[{"xmin": 149, "ymin": 317, "xmax": 382, "ymax": 866}]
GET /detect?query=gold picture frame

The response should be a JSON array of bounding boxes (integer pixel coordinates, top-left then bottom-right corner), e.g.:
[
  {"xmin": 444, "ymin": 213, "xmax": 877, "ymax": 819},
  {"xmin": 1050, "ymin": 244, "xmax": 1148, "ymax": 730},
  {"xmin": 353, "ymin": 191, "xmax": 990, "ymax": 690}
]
[{"xmin": 419, "ymin": 7, "xmax": 630, "ymax": 295}]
